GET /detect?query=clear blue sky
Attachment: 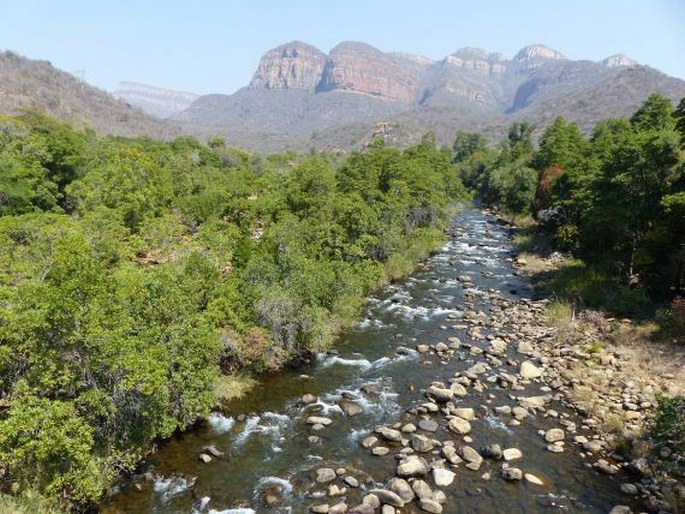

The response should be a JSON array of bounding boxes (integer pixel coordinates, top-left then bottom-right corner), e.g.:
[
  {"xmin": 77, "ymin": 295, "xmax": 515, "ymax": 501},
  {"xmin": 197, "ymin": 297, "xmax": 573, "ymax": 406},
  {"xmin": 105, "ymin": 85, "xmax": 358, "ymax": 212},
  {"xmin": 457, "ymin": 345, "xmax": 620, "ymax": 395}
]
[{"xmin": 1, "ymin": 0, "xmax": 683, "ymax": 94}]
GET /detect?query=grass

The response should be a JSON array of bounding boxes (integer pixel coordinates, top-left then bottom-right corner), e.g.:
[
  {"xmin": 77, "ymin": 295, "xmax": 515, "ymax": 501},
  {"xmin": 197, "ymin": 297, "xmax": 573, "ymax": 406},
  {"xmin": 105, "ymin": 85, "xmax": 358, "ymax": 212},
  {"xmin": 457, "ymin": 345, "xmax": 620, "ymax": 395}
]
[
  {"xmin": 0, "ymin": 490, "xmax": 67, "ymax": 514},
  {"xmin": 545, "ymin": 300, "xmax": 574, "ymax": 329},
  {"xmin": 214, "ymin": 373, "xmax": 257, "ymax": 404},
  {"xmin": 384, "ymin": 227, "xmax": 445, "ymax": 283}
]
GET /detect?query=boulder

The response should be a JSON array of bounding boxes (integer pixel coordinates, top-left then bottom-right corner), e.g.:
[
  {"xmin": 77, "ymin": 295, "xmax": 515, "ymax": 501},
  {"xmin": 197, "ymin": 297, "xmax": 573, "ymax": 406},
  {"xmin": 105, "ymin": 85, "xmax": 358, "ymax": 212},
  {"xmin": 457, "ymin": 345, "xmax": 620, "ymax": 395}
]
[
  {"xmin": 432, "ymin": 467, "xmax": 456, "ymax": 486},
  {"xmin": 387, "ymin": 478, "xmax": 414, "ymax": 503},
  {"xmin": 367, "ymin": 489, "xmax": 404, "ymax": 508},
  {"xmin": 396, "ymin": 455, "xmax": 430, "ymax": 477},
  {"xmin": 448, "ymin": 416, "xmax": 471, "ymax": 435},
  {"xmin": 520, "ymin": 361, "xmax": 542, "ymax": 379}
]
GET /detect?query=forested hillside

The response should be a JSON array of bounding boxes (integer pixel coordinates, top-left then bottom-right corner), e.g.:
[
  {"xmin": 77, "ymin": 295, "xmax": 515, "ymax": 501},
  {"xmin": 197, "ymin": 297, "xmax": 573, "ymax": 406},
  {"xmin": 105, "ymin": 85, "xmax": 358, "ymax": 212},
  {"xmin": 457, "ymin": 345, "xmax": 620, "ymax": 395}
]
[
  {"xmin": 0, "ymin": 113, "xmax": 464, "ymax": 509},
  {"xmin": 455, "ymin": 94, "xmax": 685, "ymax": 311}
]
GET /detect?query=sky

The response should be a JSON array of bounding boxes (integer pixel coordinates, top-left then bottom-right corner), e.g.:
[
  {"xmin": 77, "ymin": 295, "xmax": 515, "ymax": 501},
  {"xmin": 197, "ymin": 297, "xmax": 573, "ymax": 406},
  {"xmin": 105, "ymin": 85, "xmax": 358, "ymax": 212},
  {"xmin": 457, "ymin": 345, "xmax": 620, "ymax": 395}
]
[{"xmin": 1, "ymin": 0, "xmax": 683, "ymax": 95}]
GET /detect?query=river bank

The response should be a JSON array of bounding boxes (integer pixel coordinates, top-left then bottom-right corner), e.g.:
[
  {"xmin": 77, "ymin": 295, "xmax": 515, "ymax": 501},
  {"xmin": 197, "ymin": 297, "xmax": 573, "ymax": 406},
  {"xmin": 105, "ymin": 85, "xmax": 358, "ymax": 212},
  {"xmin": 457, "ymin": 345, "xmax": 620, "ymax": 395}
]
[{"xmin": 102, "ymin": 210, "xmax": 679, "ymax": 514}]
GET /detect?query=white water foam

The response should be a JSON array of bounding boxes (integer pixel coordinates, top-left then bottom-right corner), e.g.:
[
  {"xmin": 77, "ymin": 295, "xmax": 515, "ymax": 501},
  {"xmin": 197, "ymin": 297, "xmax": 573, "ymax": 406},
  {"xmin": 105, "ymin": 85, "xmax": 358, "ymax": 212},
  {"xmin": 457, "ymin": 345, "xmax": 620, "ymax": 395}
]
[
  {"xmin": 152, "ymin": 475, "xmax": 195, "ymax": 504},
  {"xmin": 207, "ymin": 413, "xmax": 235, "ymax": 434},
  {"xmin": 232, "ymin": 412, "xmax": 291, "ymax": 450},
  {"xmin": 483, "ymin": 414, "xmax": 514, "ymax": 434},
  {"xmin": 320, "ymin": 355, "xmax": 373, "ymax": 370}
]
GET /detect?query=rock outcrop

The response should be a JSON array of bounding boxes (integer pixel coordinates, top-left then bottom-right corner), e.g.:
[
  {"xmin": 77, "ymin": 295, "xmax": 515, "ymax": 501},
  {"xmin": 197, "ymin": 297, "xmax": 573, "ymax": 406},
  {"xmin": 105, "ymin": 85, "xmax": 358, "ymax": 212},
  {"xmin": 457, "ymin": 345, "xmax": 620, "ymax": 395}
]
[
  {"xmin": 249, "ymin": 41, "xmax": 327, "ymax": 91},
  {"xmin": 318, "ymin": 42, "xmax": 419, "ymax": 102}
]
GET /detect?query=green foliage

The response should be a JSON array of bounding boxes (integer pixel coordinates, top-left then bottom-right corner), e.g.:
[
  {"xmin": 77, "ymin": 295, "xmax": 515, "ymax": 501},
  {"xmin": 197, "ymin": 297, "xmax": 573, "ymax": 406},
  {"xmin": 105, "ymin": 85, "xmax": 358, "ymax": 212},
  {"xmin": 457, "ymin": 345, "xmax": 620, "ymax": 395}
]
[
  {"xmin": 458, "ymin": 95, "xmax": 685, "ymax": 308},
  {"xmin": 0, "ymin": 119, "xmax": 464, "ymax": 508},
  {"xmin": 652, "ymin": 395, "xmax": 685, "ymax": 455}
]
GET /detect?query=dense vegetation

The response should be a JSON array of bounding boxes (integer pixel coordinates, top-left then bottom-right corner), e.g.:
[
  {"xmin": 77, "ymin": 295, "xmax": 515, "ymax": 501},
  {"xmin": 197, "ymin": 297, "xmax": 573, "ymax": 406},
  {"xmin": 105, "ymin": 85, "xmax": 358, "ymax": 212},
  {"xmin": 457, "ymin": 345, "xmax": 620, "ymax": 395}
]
[
  {"xmin": 455, "ymin": 94, "xmax": 685, "ymax": 315},
  {"xmin": 0, "ymin": 114, "xmax": 464, "ymax": 508}
]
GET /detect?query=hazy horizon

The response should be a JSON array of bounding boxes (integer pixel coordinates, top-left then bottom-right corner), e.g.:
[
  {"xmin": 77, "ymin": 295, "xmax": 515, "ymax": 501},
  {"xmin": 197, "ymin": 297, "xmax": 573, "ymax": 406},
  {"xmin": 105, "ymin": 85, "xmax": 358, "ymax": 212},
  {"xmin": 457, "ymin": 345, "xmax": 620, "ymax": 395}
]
[{"xmin": 1, "ymin": 0, "xmax": 683, "ymax": 95}]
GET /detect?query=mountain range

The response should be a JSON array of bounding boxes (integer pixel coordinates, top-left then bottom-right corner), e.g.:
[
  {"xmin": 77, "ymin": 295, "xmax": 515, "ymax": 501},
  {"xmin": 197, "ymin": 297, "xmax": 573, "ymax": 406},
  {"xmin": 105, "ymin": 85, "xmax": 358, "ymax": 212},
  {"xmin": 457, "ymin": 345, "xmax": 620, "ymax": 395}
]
[
  {"xmin": 1, "ymin": 42, "xmax": 684, "ymax": 152},
  {"xmin": 173, "ymin": 41, "xmax": 685, "ymax": 151}
]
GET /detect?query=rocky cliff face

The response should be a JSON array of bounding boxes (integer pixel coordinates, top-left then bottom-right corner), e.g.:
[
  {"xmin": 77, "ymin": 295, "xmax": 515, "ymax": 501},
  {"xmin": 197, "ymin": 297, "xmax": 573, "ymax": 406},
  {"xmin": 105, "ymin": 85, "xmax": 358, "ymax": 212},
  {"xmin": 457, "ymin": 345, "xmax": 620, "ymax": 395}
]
[
  {"xmin": 318, "ymin": 42, "xmax": 420, "ymax": 102},
  {"xmin": 248, "ymin": 41, "xmax": 327, "ymax": 91}
]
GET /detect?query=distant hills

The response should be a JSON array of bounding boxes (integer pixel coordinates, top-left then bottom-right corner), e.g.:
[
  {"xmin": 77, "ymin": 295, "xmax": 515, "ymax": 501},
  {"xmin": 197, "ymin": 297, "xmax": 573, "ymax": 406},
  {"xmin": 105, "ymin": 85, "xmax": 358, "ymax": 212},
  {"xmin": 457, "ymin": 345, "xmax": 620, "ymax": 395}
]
[
  {"xmin": 112, "ymin": 82, "xmax": 198, "ymax": 119},
  {"xmin": 1, "ymin": 43, "xmax": 684, "ymax": 152},
  {"xmin": 174, "ymin": 41, "xmax": 685, "ymax": 152},
  {"xmin": 0, "ymin": 51, "xmax": 176, "ymax": 138}
]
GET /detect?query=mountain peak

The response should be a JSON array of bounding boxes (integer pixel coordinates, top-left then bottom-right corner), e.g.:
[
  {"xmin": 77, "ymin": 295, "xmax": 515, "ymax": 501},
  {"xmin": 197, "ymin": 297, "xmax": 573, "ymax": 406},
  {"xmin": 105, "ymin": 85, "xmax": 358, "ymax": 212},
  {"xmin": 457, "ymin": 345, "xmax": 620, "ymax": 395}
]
[
  {"xmin": 514, "ymin": 44, "xmax": 566, "ymax": 62},
  {"xmin": 249, "ymin": 41, "xmax": 327, "ymax": 91},
  {"xmin": 601, "ymin": 54, "xmax": 638, "ymax": 68}
]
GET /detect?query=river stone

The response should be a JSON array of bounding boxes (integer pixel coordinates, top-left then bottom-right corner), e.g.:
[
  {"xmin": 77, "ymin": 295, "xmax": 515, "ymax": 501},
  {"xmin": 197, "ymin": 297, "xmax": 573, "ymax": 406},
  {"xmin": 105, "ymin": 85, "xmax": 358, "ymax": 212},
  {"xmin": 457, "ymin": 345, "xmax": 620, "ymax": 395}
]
[
  {"xmin": 411, "ymin": 434, "xmax": 435, "ymax": 453},
  {"xmin": 328, "ymin": 484, "xmax": 345, "ymax": 497},
  {"xmin": 377, "ymin": 426, "xmax": 403, "ymax": 442},
  {"xmin": 512, "ymin": 406, "xmax": 529, "ymax": 419},
  {"xmin": 368, "ymin": 489, "xmax": 404, "ymax": 508},
  {"xmin": 202, "ymin": 445, "xmax": 224, "ymax": 457},
  {"xmin": 363, "ymin": 494, "xmax": 381, "ymax": 508},
  {"xmin": 442, "ymin": 445, "xmax": 463, "ymax": 465},
  {"xmin": 489, "ymin": 339, "xmax": 507, "ymax": 354},
  {"xmin": 418, "ymin": 419, "xmax": 439, "ymax": 432},
  {"xmin": 517, "ymin": 341, "xmax": 534, "ymax": 355},
  {"xmin": 419, "ymin": 498, "xmax": 443, "ymax": 513},
  {"xmin": 524, "ymin": 473, "xmax": 544, "ymax": 485},
  {"xmin": 620, "ymin": 483, "xmax": 638, "ymax": 495},
  {"xmin": 502, "ymin": 448, "xmax": 522, "ymax": 461},
  {"xmin": 401, "ymin": 423, "xmax": 417, "ymax": 433},
  {"xmin": 482, "ymin": 444, "xmax": 503, "ymax": 460},
  {"xmin": 311, "ymin": 505, "xmax": 329, "ymax": 513},
  {"xmin": 450, "ymin": 383, "xmax": 468, "ymax": 396},
  {"xmin": 381, "ymin": 506, "xmax": 395, "ymax": 514},
  {"xmin": 316, "ymin": 468, "xmax": 337, "ymax": 483},
  {"xmin": 427, "ymin": 385, "xmax": 454, "ymax": 402},
  {"xmin": 467, "ymin": 362, "xmax": 488, "ymax": 375},
  {"xmin": 386, "ymin": 478, "xmax": 414, "ymax": 503},
  {"xmin": 307, "ymin": 416, "xmax": 333, "ymax": 426},
  {"xmin": 501, "ymin": 466, "xmax": 523, "ymax": 481},
  {"xmin": 432, "ymin": 467, "xmax": 456, "ymax": 486},
  {"xmin": 458, "ymin": 446, "xmax": 483, "ymax": 469},
  {"xmin": 412, "ymin": 479, "xmax": 433, "ymax": 500},
  {"xmin": 518, "ymin": 396, "xmax": 547, "ymax": 410},
  {"xmin": 348, "ymin": 506, "xmax": 373, "ymax": 514},
  {"xmin": 448, "ymin": 416, "xmax": 471, "ymax": 435},
  {"xmin": 396, "ymin": 455, "xmax": 430, "ymax": 477},
  {"xmin": 344, "ymin": 476, "xmax": 359, "ymax": 488},
  {"xmin": 453, "ymin": 407, "xmax": 475, "ymax": 420},
  {"xmin": 199, "ymin": 453, "xmax": 212, "ymax": 464},
  {"xmin": 302, "ymin": 394, "xmax": 318, "ymax": 405},
  {"xmin": 435, "ymin": 342, "xmax": 449, "ymax": 352},
  {"xmin": 328, "ymin": 502, "xmax": 347, "ymax": 514},
  {"xmin": 417, "ymin": 344, "xmax": 431, "ymax": 353},
  {"xmin": 372, "ymin": 446, "xmax": 390, "ymax": 456},
  {"xmin": 520, "ymin": 361, "xmax": 542, "ymax": 379},
  {"xmin": 361, "ymin": 436, "xmax": 378, "ymax": 448},
  {"xmin": 545, "ymin": 428, "xmax": 565, "ymax": 443},
  {"xmin": 608, "ymin": 507, "xmax": 632, "ymax": 514},
  {"xmin": 582, "ymin": 440, "xmax": 604, "ymax": 453},
  {"xmin": 339, "ymin": 399, "xmax": 364, "ymax": 417}
]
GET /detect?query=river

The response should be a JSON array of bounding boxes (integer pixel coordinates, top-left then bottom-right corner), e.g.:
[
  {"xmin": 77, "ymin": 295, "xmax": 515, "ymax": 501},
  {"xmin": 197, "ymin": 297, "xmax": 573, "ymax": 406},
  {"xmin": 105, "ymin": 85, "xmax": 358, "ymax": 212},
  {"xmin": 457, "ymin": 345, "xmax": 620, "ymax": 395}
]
[{"xmin": 103, "ymin": 209, "xmax": 639, "ymax": 514}]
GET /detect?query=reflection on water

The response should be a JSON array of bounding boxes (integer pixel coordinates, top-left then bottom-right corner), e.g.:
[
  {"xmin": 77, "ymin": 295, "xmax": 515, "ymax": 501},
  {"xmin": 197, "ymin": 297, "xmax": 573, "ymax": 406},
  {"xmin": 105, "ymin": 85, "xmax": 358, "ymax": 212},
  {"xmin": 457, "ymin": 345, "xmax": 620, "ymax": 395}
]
[{"xmin": 103, "ymin": 210, "xmax": 638, "ymax": 514}]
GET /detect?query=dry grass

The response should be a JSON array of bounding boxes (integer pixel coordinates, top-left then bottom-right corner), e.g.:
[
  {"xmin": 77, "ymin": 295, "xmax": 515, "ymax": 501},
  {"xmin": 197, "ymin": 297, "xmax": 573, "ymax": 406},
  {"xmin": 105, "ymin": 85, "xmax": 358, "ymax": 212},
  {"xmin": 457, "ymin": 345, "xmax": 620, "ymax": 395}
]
[
  {"xmin": 516, "ymin": 251, "xmax": 557, "ymax": 274},
  {"xmin": 214, "ymin": 373, "xmax": 257, "ymax": 404},
  {"xmin": 608, "ymin": 325, "xmax": 685, "ymax": 397},
  {"xmin": 0, "ymin": 490, "xmax": 66, "ymax": 514},
  {"xmin": 545, "ymin": 300, "xmax": 575, "ymax": 329}
]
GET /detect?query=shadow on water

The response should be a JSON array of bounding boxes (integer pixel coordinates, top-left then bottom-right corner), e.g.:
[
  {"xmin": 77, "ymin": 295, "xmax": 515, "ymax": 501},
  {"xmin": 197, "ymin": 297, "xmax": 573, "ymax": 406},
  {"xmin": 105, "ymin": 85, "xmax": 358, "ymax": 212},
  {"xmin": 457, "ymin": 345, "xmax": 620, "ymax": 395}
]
[{"xmin": 102, "ymin": 210, "xmax": 641, "ymax": 514}]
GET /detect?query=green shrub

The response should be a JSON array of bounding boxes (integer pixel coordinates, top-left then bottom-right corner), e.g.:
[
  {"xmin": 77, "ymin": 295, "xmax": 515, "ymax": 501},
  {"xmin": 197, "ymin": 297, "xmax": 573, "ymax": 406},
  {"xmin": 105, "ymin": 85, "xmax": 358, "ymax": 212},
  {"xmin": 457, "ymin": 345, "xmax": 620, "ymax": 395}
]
[{"xmin": 652, "ymin": 395, "xmax": 685, "ymax": 455}]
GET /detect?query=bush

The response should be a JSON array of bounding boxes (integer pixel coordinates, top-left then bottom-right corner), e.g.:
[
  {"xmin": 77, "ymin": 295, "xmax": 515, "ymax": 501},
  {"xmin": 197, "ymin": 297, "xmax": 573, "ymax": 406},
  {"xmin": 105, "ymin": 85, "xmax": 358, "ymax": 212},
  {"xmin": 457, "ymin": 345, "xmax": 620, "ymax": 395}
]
[
  {"xmin": 652, "ymin": 395, "xmax": 685, "ymax": 455},
  {"xmin": 607, "ymin": 286, "xmax": 651, "ymax": 317}
]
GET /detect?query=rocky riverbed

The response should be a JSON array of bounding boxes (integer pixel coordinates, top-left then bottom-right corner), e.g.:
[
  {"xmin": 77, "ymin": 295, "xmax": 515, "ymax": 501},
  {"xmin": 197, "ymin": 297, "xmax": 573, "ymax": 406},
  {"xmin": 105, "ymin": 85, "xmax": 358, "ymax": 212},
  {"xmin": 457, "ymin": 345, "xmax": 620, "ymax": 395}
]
[{"xmin": 102, "ymin": 210, "xmax": 682, "ymax": 514}]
